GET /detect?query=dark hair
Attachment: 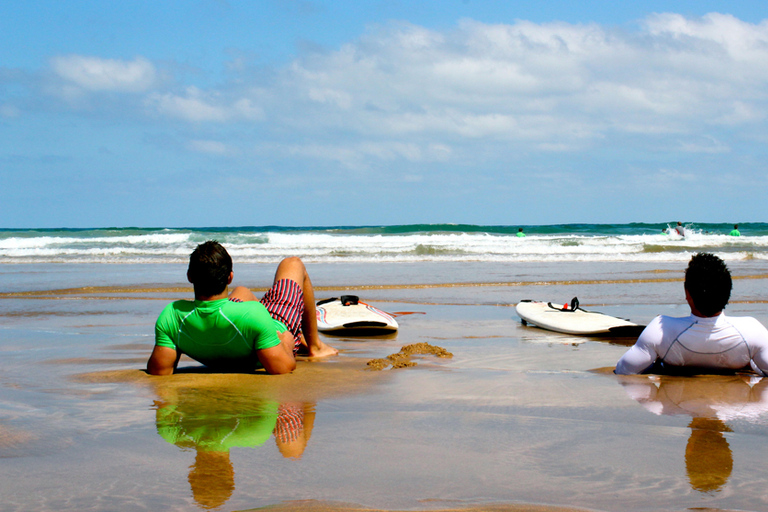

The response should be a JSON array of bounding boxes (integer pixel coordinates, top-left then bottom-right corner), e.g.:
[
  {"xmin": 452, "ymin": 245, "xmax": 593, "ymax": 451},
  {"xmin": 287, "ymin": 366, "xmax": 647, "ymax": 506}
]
[
  {"xmin": 188, "ymin": 240, "xmax": 232, "ymax": 297},
  {"xmin": 684, "ymin": 252, "xmax": 731, "ymax": 316}
]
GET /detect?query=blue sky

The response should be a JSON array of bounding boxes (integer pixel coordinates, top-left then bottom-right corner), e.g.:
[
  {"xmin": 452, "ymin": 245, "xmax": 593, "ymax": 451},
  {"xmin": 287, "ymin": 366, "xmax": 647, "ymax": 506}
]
[{"xmin": 2, "ymin": 1, "xmax": 768, "ymax": 228}]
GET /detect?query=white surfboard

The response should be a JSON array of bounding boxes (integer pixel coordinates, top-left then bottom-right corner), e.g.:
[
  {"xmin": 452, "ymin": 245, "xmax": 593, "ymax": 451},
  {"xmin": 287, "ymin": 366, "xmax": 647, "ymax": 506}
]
[
  {"xmin": 316, "ymin": 295, "xmax": 399, "ymax": 334},
  {"xmin": 516, "ymin": 298, "xmax": 644, "ymax": 336}
]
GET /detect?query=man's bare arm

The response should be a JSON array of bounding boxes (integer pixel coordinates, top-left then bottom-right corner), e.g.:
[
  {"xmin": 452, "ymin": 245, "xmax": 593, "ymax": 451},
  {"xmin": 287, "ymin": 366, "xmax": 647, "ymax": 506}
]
[
  {"xmin": 256, "ymin": 331, "xmax": 297, "ymax": 375},
  {"xmin": 147, "ymin": 345, "xmax": 180, "ymax": 375}
]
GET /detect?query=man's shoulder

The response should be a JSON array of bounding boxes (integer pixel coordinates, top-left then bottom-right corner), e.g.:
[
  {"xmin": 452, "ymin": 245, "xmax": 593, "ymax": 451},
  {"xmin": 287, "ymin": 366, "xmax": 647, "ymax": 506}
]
[
  {"xmin": 638, "ymin": 314, "xmax": 694, "ymax": 342},
  {"xmin": 160, "ymin": 300, "xmax": 195, "ymax": 314},
  {"xmin": 653, "ymin": 314, "xmax": 695, "ymax": 327},
  {"xmin": 722, "ymin": 314, "xmax": 768, "ymax": 332},
  {"xmin": 156, "ymin": 300, "xmax": 194, "ymax": 328}
]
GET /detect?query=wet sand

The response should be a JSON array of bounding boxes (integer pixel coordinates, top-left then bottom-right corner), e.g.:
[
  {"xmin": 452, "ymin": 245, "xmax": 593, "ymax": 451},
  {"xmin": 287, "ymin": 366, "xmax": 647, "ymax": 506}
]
[{"xmin": 2, "ymin": 260, "xmax": 768, "ymax": 511}]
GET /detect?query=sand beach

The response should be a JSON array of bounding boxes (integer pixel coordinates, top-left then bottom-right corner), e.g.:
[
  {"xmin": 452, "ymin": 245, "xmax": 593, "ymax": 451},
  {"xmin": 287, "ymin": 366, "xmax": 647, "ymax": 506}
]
[{"xmin": 3, "ymin": 258, "xmax": 768, "ymax": 512}]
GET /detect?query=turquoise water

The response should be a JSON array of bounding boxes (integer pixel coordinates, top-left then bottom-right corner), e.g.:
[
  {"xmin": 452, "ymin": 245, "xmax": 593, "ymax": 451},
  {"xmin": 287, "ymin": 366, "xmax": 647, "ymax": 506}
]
[{"xmin": 0, "ymin": 222, "xmax": 763, "ymax": 264}]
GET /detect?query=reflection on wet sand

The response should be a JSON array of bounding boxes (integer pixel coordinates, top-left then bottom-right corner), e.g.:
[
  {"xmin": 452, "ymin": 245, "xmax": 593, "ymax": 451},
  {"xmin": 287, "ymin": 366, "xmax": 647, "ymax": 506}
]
[
  {"xmin": 73, "ymin": 359, "xmax": 389, "ymax": 510},
  {"xmin": 0, "ymin": 422, "xmax": 34, "ymax": 454},
  {"xmin": 616, "ymin": 374, "xmax": 768, "ymax": 493},
  {"xmin": 153, "ymin": 383, "xmax": 316, "ymax": 509}
]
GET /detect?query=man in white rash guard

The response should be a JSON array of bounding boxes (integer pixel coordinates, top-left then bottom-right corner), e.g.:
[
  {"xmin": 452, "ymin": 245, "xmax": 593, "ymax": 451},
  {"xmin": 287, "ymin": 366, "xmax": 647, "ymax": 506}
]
[{"xmin": 615, "ymin": 252, "xmax": 768, "ymax": 376}]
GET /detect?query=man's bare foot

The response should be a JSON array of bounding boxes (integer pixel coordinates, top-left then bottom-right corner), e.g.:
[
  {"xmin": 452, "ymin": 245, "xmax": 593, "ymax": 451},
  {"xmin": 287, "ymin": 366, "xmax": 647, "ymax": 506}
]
[{"xmin": 305, "ymin": 340, "xmax": 339, "ymax": 359}]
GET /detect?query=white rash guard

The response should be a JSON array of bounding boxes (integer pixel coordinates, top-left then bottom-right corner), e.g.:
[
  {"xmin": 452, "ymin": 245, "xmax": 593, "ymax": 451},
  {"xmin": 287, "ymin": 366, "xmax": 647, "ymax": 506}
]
[{"xmin": 615, "ymin": 313, "xmax": 768, "ymax": 376}]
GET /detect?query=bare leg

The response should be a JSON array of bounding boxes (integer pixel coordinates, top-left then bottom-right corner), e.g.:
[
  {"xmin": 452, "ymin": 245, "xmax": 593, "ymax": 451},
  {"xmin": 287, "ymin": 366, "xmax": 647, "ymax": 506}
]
[
  {"xmin": 272, "ymin": 257, "xmax": 338, "ymax": 358},
  {"xmin": 229, "ymin": 286, "xmax": 258, "ymax": 301}
]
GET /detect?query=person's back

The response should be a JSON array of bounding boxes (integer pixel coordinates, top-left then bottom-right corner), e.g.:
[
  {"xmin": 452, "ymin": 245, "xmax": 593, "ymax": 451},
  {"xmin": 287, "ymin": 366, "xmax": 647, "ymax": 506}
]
[
  {"xmin": 155, "ymin": 297, "xmax": 282, "ymax": 370},
  {"xmin": 615, "ymin": 312, "xmax": 768, "ymax": 374},
  {"xmin": 615, "ymin": 252, "xmax": 768, "ymax": 375}
]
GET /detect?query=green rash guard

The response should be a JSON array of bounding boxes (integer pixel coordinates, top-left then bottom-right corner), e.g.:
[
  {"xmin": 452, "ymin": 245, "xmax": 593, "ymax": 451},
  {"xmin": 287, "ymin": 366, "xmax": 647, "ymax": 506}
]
[{"xmin": 155, "ymin": 299, "xmax": 286, "ymax": 369}]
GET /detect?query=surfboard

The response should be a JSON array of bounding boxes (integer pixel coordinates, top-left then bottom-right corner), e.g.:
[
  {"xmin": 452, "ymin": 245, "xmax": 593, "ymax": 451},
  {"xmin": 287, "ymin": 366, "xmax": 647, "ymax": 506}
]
[
  {"xmin": 515, "ymin": 298, "xmax": 645, "ymax": 336},
  {"xmin": 316, "ymin": 295, "xmax": 399, "ymax": 334}
]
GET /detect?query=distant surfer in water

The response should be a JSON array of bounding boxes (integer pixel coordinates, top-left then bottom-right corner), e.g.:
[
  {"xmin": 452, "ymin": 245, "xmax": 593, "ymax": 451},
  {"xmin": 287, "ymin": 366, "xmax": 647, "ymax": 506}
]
[
  {"xmin": 729, "ymin": 224, "xmax": 741, "ymax": 236},
  {"xmin": 615, "ymin": 253, "xmax": 768, "ymax": 375},
  {"xmin": 147, "ymin": 240, "xmax": 338, "ymax": 375},
  {"xmin": 516, "ymin": 228, "xmax": 526, "ymax": 237},
  {"xmin": 675, "ymin": 221, "xmax": 684, "ymax": 236}
]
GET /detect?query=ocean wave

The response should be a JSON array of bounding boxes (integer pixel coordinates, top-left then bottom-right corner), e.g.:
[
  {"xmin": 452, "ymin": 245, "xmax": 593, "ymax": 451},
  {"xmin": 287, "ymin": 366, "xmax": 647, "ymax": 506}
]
[{"xmin": 1, "ymin": 225, "xmax": 767, "ymax": 264}]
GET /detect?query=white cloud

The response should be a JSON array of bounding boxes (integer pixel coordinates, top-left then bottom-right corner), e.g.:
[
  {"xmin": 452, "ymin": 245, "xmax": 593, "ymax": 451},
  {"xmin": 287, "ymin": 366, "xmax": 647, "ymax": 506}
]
[
  {"xmin": 38, "ymin": 14, "xmax": 768, "ymax": 156},
  {"xmin": 147, "ymin": 87, "xmax": 264, "ymax": 122},
  {"xmin": 149, "ymin": 87, "xmax": 229, "ymax": 122},
  {"xmin": 51, "ymin": 55, "xmax": 156, "ymax": 92},
  {"xmin": 644, "ymin": 13, "xmax": 768, "ymax": 60},
  {"xmin": 266, "ymin": 14, "xmax": 768, "ymax": 147},
  {"xmin": 307, "ymin": 87, "xmax": 353, "ymax": 109}
]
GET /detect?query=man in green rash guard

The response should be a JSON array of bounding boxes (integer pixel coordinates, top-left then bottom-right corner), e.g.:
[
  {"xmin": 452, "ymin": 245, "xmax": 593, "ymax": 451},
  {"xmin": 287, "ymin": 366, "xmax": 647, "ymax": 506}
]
[{"xmin": 147, "ymin": 240, "xmax": 338, "ymax": 375}]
